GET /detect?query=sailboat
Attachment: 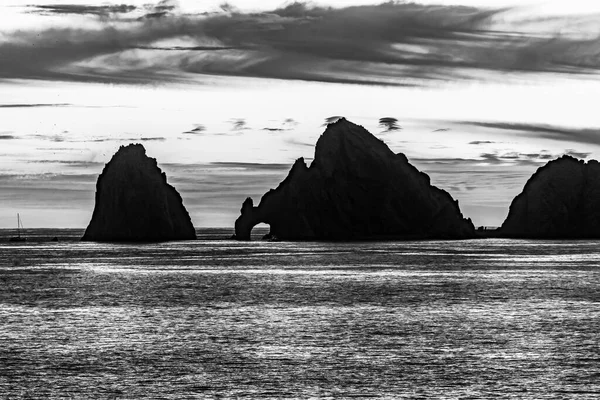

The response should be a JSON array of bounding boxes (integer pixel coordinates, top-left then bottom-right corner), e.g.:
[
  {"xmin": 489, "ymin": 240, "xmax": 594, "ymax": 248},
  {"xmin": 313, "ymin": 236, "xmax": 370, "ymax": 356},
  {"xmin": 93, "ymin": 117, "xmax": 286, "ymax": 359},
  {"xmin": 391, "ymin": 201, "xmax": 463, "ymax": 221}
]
[{"xmin": 9, "ymin": 213, "xmax": 27, "ymax": 242}]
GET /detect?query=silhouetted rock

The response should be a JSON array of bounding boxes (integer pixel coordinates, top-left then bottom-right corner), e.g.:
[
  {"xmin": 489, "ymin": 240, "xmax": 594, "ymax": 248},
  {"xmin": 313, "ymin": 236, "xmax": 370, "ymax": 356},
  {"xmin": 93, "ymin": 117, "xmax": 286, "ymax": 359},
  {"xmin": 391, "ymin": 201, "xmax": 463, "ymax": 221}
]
[
  {"xmin": 234, "ymin": 118, "xmax": 475, "ymax": 240},
  {"xmin": 82, "ymin": 144, "xmax": 196, "ymax": 242},
  {"xmin": 500, "ymin": 155, "xmax": 600, "ymax": 238}
]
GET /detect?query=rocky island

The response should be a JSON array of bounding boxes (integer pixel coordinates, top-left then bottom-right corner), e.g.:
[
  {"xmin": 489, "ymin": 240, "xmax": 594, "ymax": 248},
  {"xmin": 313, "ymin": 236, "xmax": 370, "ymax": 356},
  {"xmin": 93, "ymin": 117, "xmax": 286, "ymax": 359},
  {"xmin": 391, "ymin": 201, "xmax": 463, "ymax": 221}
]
[
  {"xmin": 500, "ymin": 155, "xmax": 600, "ymax": 238},
  {"xmin": 234, "ymin": 118, "xmax": 475, "ymax": 240},
  {"xmin": 82, "ymin": 144, "xmax": 196, "ymax": 242}
]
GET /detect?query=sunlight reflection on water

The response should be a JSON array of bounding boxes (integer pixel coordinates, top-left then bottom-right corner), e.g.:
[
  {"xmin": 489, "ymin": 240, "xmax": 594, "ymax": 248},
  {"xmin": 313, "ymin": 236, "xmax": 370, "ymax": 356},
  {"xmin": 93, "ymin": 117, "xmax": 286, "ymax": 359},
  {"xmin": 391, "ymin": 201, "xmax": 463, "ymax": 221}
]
[{"xmin": 0, "ymin": 230, "xmax": 599, "ymax": 398}]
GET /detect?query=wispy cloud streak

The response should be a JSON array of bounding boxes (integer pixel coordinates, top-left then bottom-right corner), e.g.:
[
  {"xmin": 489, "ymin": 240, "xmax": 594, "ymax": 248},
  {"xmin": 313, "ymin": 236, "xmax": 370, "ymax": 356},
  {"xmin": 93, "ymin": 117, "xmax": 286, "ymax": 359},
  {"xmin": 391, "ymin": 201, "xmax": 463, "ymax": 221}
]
[
  {"xmin": 30, "ymin": 4, "xmax": 137, "ymax": 17},
  {"xmin": 463, "ymin": 121, "xmax": 600, "ymax": 146},
  {"xmin": 0, "ymin": 103, "xmax": 71, "ymax": 108}
]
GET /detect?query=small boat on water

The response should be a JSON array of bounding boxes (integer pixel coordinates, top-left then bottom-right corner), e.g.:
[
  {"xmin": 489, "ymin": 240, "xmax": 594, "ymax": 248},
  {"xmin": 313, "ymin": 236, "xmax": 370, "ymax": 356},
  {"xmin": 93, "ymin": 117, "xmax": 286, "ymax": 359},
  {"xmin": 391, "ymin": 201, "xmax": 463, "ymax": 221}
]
[{"xmin": 9, "ymin": 213, "xmax": 27, "ymax": 242}]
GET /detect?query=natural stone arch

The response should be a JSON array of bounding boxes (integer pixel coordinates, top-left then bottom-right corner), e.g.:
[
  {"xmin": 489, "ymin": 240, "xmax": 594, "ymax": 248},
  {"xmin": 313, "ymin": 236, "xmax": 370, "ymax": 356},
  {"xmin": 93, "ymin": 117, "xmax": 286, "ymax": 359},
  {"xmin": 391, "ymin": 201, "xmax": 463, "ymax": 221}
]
[{"xmin": 234, "ymin": 197, "xmax": 265, "ymax": 240}]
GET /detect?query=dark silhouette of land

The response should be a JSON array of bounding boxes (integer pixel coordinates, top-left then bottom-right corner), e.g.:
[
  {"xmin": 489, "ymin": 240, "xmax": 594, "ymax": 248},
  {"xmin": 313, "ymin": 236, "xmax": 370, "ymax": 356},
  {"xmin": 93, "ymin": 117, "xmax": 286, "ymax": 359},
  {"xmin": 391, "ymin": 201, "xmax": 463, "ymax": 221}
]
[
  {"xmin": 71, "ymin": 124, "xmax": 600, "ymax": 243},
  {"xmin": 499, "ymin": 155, "xmax": 600, "ymax": 239},
  {"xmin": 234, "ymin": 118, "xmax": 475, "ymax": 240},
  {"xmin": 82, "ymin": 143, "xmax": 196, "ymax": 242}
]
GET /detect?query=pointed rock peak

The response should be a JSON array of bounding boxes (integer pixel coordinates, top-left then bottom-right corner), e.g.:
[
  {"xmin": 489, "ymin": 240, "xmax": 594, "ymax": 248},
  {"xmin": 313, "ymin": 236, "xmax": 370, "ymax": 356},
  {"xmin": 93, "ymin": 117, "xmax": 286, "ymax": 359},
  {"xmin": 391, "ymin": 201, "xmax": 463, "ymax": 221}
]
[
  {"xmin": 290, "ymin": 157, "xmax": 308, "ymax": 171},
  {"xmin": 320, "ymin": 118, "xmax": 369, "ymax": 140},
  {"xmin": 82, "ymin": 143, "xmax": 196, "ymax": 242},
  {"xmin": 326, "ymin": 116, "xmax": 349, "ymax": 126},
  {"xmin": 107, "ymin": 143, "xmax": 156, "ymax": 168},
  {"xmin": 234, "ymin": 120, "xmax": 474, "ymax": 240},
  {"xmin": 314, "ymin": 118, "xmax": 394, "ymax": 169},
  {"xmin": 114, "ymin": 143, "xmax": 146, "ymax": 157}
]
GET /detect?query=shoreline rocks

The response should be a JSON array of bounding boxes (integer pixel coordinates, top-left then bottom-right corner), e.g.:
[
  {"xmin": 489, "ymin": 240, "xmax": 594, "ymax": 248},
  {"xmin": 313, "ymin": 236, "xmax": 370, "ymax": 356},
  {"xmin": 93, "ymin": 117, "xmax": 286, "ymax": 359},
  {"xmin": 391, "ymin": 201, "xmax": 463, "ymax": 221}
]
[{"xmin": 500, "ymin": 155, "xmax": 600, "ymax": 239}]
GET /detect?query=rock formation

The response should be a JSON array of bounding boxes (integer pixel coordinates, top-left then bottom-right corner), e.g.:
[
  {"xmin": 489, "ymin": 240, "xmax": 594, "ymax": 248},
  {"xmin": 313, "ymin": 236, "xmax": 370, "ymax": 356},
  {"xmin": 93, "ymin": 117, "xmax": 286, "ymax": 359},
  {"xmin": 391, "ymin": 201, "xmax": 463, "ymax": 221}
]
[
  {"xmin": 82, "ymin": 144, "xmax": 196, "ymax": 242},
  {"xmin": 234, "ymin": 118, "xmax": 475, "ymax": 240},
  {"xmin": 500, "ymin": 155, "xmax": 600, "ymax": 238}
]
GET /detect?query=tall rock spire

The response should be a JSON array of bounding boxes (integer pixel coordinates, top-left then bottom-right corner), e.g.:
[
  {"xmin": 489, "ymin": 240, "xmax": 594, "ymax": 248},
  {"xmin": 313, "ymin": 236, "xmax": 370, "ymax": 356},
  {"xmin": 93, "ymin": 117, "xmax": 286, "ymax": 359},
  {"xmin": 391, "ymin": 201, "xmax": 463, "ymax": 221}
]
[{"xmin": 82, "ymin": 144, "xmax": 196, "ymax": 242}]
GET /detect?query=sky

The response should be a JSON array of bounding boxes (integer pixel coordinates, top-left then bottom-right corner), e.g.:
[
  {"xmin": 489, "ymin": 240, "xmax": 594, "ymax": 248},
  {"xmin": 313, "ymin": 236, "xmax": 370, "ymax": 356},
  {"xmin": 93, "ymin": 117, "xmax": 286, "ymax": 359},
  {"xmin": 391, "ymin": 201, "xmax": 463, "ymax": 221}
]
[{"xmin": 2, "ymin": 0, "xmax": 600, "ymax": 228}]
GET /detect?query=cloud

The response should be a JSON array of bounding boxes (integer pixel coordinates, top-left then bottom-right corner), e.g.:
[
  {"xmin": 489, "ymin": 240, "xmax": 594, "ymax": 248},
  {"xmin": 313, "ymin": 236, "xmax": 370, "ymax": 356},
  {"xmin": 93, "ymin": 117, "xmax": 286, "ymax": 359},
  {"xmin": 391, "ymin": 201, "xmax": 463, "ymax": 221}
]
[
  {"xmin": 26, "ymin": 134, "xmax": 166, "ymax": 143},
  {"xmin": 29, "ymin": 133, "xmax": 67, "ymax": 142},
  {"xmin": 564, "ymin": 149, "xmax": 591, "ymax": 159},
  {"xmin": 284, "ymin": 137, "xmax": 314, "ymax": 148},
  {"xmin": 24, "ymin": 160, "xmax": 104, "ymax": 168},
  {"xmin": 463, "ymin": 121, "xmax": 600, "ymax": 146},
  {"xmin": 30, "ymin": 4, "xmax": 137, "ymax": 17},
  {"xmin": 182, "ymin": 124, "xmax": 206, "ymax": 134},
  {"xmin": 0, "ymin": 134, "xmax": 16, "ymax": 140},
  {"xmin": 379, "ymin": 117, "xmax": 402, "ymax": 132},
  {"xmin": 323, "ymin": 116, "xmax": 344, "ymax": 126},
  {"xmin": 520, "ymin": 152, "xmax": 554, "ymax": 160},
  {"xmin": 469, "ymin": 140, "xmax": 495, "ymax": 145},
  {"xmin": 0, "ymin": 103, "xmax": 71, "ymax": 108},
  {"xmin": 86, "ymin": 136, "xmax": 167, "ymax": 142},
  {"xmin": 261, "ymin": 118, "xmax": 298, "ymax": 132},
  {"xmin": 209, "ymin": 162, "xmax": 291, "ymax": 171},
  {"xmin": 414, "ymin": 148, "xmax": 592, "ymax": 167},
  {"xmin": 141, "ymin": 0, "xmax": 179, "ymax": 19},
  {"xmin": 230, "ymin": 118, "xmax": 248, "ymax": 131},
  {"xmin": 4, "ymin": 2, "xmax": 600, "ymax": 86}
]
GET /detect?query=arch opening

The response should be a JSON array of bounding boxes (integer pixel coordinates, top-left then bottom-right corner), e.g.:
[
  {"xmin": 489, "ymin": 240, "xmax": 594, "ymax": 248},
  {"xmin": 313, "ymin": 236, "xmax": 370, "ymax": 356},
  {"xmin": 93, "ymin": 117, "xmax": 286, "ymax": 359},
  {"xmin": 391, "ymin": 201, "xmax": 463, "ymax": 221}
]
[{"xmin": 251, "ymin": 223, "xmax": 271, "ymax": 241}]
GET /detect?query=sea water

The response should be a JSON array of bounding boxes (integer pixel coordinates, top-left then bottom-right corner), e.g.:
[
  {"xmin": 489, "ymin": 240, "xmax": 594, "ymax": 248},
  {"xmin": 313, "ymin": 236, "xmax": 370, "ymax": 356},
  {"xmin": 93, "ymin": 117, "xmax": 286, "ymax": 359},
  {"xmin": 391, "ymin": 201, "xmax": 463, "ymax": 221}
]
[{"xmin": 1, "ymin": 228, "xmax": 599, "ymax": 399}]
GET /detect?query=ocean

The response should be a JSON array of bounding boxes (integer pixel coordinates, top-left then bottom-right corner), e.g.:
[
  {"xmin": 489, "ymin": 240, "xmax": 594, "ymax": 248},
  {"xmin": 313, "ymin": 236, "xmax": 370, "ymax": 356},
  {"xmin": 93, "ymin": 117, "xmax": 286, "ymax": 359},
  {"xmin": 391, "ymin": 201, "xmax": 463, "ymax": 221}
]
[{"xmin": 1, "ymin": 228, "xmax": 599, "ymax": 399}]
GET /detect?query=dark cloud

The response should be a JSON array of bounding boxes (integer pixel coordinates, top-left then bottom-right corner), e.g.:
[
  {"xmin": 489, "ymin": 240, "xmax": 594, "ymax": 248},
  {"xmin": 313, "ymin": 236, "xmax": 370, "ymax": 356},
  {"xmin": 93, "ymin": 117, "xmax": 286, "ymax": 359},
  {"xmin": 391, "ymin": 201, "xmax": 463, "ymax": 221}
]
[
  {"xmin": 520, "ymin": 151, "xmax": 553, "ymax": 160},
  {"xmin": 464, "ymin": 121, "xmax": 600, "ymax": 146},
  {"xmin": 4, "ymin": 2, "xmax": 600, "ymax": 86},
  {"xmin": 379, "ymin": 117, "xmax": 402, "ymax": 132},
  {"xmin": 469, "ymin": 140, "xmax": 495, "ymax": 145},
  {"xmin": 0, "ymin": 134, "xmax": 16, "ymax": 140},
  {"xmin": 433, "ymin": 128, "xmax": 450, "ymax": 132},
  {"xmin": 230, "ymin": 118, "xmax": 248, "ymax": 131},
  {"xmin": 0, "ymin": 103, "xmax": 71, "ymax": 108},
  {"xmin": 140, "ymin": 0, "xmax": 178, "ymax": 19},
  {"xmin": 30, "ymin": 4, "xmax": 137, "ymax": 16},
  {"xmin": 183, "ymin": 125, "xmax": 206, "ymax": 134}
]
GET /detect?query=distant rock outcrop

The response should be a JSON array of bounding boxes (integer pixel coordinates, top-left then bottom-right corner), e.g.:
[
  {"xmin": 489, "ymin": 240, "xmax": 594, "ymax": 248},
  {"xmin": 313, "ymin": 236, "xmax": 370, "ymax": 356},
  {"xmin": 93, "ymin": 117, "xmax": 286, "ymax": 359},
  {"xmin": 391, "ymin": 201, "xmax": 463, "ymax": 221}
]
[
  {"xmin": 234, "ymin": 118, "xmax": 474, "ymax": 240},
  {"xmin": 82, "ymin": 144, "xmax": 196, "ymax": 242},
  {"xmin": 500, "ymin": 155, "xmax": 600, "ymax": 238}
]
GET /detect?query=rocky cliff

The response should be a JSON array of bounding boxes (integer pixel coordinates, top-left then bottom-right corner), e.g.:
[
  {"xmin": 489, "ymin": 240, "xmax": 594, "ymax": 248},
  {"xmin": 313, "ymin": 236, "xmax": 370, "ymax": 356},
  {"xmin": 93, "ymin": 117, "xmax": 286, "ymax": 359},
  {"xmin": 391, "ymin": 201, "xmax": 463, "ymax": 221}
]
[
  {"xmin": 500, "ymin": 155, "xmax": 600, "ymax": 238},
  {"xmin": 82, "ymin": 144, "xmax": 196, "ymax": 242},
  {"xmin": 234, "ymin": 118, "xmax": 475, "ymax": 240}
]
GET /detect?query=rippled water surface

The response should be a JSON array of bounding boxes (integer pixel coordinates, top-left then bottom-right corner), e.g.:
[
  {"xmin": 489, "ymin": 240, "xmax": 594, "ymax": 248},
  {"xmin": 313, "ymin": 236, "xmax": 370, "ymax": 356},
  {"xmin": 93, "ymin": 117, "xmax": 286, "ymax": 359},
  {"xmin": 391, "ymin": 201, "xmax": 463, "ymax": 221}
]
[{"xmin": 1, "ymin": 228, "xmax": 599, "ymax": 398}]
